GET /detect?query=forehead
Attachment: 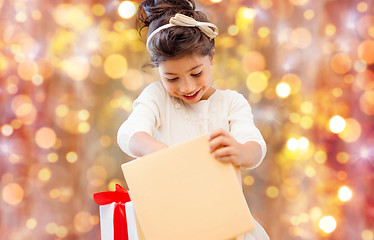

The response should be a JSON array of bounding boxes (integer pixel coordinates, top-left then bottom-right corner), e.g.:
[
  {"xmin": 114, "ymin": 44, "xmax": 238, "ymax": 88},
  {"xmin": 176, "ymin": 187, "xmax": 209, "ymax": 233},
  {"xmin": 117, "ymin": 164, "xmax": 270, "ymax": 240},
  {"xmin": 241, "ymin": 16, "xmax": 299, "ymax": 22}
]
[{"xmin": 158, "ymin": 54, "xmax": 210, "ymax": 73}]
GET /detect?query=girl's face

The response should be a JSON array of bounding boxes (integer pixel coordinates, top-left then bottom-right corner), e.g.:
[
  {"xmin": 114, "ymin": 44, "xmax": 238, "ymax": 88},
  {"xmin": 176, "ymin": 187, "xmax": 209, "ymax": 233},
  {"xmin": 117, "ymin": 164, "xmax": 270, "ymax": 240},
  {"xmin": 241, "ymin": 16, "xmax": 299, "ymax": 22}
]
[{"xmin": 158, "ymin": 54, "xmax": 215, "ymax": 104}]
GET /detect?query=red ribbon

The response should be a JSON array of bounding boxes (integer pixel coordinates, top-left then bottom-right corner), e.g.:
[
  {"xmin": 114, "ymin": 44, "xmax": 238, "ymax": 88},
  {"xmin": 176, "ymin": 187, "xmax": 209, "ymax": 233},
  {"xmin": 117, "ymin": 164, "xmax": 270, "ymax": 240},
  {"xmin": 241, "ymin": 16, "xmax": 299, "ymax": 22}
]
[
  {"xmin": 94, "ymin": 184, "xmax": 131, "ymax": 205},
  {"xmin": 94, "ymin": 184, "xmax": 132, "ymax": 240}
]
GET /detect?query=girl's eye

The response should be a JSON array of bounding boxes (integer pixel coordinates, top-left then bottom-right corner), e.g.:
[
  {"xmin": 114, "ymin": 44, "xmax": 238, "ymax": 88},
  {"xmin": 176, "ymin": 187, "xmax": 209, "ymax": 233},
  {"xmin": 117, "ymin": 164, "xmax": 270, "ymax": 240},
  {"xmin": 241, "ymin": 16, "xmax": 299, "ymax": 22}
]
[
  {"xmin": 166, "ymin": 77, "xmax": 178, "ymax": 82},
  {"xmin": 191, "ymin": 71, "xmax": 203, "ymax": 77}
]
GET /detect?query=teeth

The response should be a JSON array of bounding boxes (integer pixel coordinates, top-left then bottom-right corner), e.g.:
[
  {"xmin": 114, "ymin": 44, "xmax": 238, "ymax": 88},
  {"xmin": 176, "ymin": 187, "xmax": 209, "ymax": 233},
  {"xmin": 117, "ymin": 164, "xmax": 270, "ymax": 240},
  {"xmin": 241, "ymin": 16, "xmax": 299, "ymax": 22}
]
[{"xmin": 185, "ymin": 91, "xmax": 198, "ymax": 97}]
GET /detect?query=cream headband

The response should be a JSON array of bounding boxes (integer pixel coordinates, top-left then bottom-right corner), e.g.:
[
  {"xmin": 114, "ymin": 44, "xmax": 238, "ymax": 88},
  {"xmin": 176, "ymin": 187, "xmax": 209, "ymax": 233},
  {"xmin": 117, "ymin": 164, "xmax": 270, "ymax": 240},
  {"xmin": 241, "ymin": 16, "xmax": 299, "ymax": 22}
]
[{"xmin": 146, "ymin": 13, "xmax": 219, "ymax": 50}]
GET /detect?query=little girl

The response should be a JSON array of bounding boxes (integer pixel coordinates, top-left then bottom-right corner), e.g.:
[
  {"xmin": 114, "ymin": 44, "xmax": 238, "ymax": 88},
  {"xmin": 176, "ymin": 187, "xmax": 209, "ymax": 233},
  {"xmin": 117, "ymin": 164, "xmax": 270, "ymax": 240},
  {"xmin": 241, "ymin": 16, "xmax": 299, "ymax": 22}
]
[{"xmin": 117, "ymin": 0, "xmax": 269, "ymax": 239}]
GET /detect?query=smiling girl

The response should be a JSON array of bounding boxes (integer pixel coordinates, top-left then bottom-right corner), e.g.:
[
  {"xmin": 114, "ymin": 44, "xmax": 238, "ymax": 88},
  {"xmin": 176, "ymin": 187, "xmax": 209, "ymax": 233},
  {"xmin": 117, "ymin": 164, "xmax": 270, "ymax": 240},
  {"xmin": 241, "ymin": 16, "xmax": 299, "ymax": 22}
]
[{"xmin": 117, "ymin": 0, "xmax": 269, "ymax": 239}]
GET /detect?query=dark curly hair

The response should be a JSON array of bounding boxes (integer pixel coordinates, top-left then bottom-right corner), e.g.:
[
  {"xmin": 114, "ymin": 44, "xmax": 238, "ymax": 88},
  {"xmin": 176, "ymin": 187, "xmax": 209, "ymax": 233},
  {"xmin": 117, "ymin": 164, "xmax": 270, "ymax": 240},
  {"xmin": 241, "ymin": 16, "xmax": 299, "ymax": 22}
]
[{"xmin": 137, "ymin": 0, "xmax": 215, "ymax": 67}]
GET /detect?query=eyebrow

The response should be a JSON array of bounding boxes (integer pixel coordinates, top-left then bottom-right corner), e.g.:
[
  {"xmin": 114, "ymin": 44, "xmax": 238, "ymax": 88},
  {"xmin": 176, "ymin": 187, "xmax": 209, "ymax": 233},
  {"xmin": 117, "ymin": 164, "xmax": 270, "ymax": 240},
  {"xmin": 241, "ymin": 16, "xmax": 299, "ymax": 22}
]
[{"xmin": 164, "ymin": 64, "xmax": 203, "ymax": 75}]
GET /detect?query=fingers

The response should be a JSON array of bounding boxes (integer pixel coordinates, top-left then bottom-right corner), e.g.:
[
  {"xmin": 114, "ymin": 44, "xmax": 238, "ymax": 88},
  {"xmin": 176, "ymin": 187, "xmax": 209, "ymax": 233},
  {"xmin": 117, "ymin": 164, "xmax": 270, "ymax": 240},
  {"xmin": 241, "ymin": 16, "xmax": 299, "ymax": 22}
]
[{"xmin": 208, "ymin": 128, "xmax": 227, "ymax": 141}]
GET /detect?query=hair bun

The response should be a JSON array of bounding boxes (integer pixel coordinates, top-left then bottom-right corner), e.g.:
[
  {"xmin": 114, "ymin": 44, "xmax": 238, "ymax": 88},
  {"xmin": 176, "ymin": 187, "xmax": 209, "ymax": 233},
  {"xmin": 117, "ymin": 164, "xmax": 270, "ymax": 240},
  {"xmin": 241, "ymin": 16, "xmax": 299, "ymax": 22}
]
[{"xmin": 137, "ymin": 0, "xmax": 196, "ymax": 34}]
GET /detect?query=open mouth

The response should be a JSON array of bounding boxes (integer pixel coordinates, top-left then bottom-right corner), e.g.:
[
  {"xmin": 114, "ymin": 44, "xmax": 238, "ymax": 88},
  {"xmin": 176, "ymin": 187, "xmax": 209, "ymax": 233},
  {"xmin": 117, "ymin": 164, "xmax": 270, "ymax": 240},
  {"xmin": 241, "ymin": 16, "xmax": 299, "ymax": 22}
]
[{"xmin": 182, "ymin": 89, "xmax": 200, "ymax": 100}]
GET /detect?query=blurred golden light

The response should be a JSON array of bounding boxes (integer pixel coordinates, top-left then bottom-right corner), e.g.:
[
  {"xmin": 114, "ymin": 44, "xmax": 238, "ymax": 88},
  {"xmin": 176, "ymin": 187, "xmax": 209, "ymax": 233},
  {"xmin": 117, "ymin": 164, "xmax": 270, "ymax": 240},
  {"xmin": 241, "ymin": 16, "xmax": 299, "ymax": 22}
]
[
  {"xmin": 325, "ymin": 24, "xmax": 336, "ymax": 36},
  {"xmin": 322, "ymin": 42, "xmax": 335, "ymax": 55},
  {"xmin": 242, "ymin": 51, "xmax": 266, "ymax": 72},
  {"xmin": 266, "ymin": 186, "xmax": 279, "ymax": 198},
  {"xmin": 289, "ymin": 113, "xmax": 301, "ymax": 123},
  {"xmin": 46, "ymin": 222, "xmax": 58, "ymax": 234},
  {"xmin": 338, "ymin": 186, "xmax": 353, "ymax": 202},
  {"xmin": 336, "ymin": 152, "xmax": 349, "ymax": 164},
  {"xmin": 329, "ymin": 115, "xmax": 346, "ymax": 133},
  {"xmin": 300, "ymin": 116, "xmax": 313, "ymax": 128},
  {"xmin": 357, "ymin": 2, "xmax": 368, "ymax": 12},
  {"xmin": 17, "ymin": 60, "xmax": 38, "ymax": 81},
  {"xmin": 242, "ymin": 8, "xmax": 256, "ymax": 20},
  {"xmin": 354, "ymin": 60, "xmax": 367, "ymax": 72},
  {"xmin": 66, "ymin": 151, "xmax": 78, "ymax": 163},
  {"xmin": 90, "ymin": 215, "xmax": 100, "ymax": 225},
  {"xmin": 26, "ymin": 218, "xmax": 37, "ymax": 229},
  {"xmin": 338, "ymin": 118, "xmax": 361, "ymax": 142},
  {"xmin": 210, "ymin": 0, "xmax": 222, "ymax": 2},
  {"xmin": 35, "ymin": 127, "xmax": 57, "ymax": 149},
  {"xmin": 122, "ymin": 69, "xmax": 144, "ymax": 91},
  {"xmin": 287, "ymin": 138, "xmax": 299, "ymax": 151},
  {"xmin": 37, "ymin": 59, "xmax": 54, "ymax": 79},
  {"xmin": 16, "ymin": 12, "xmax": 27, "ymax": 22},
  {"xmin": 319, "ymin": 216, "xmax": 337, "ymax": 234},
  {"xmin": 246, "ymin": 72, "xmax": 268, "ymax": 93},
  {"xmin": 91, "ymin": 54, "xmax": 103, "ymax": 67},
  {"xmin": 337, "ymin": 171, "xmax": 347, "ymax": 180},
  {"xmin": 314, "ymin": 150, "xmax": 327, "ymax": 164},
  {"xmin": 92, "ymin": 4, "xmax": 106, "ymax": 16},
  {"xmin": 53, "ymin": 4, "xmax": 93, "ymax": 31},
  {"xmin": 362, "ymin": 230, "xmax": 374, "ymax": 240},
  {"xmin": 332, "ymin": 87, "xmax": 343, "ymax": 98},
  {"xmin": 55, "ymin": 104, "xmax": 69, "ymax": 117},
  {"xmin": 277, "ymin": 28, "xmax": 291, "ymax": 44},
  {"xmin": 104, "ymin": 54, "xmax": 128, "ymax": 79},
  {"xmin": 47, "ymin": 152, "xmax": 59, "ymax": 163},
  {"xmin": 100, "ymin": 135, "xmax": 112, "ymax": 147},
  {"xmin": 56, "ymin": 226, "xmax": 68, "ymax": 238},
  {"xmin": 304, "ymin": 9, "xmax": 314, "ymax": 20},
  {"xmin": 280, "ymin": 73, "xmax": 301, "ymax": 94},
  {"xmin": 359, "ymin": 90, "xmax": 374, "ymax": 115},
  {"xmin": 298, "ymin": 137, "xmax": 309, "ymax": 150},
  {"xmin": 62, "ymin": 56, "xmax": 90, "ymax": 81},
  {"xmin": 305, "ymin": 166, "xmax": 315, "ymax": 177},
  {"xmin": 289, "ymin": 0, "xmax": 308, "ymax": 6},
  {"xmin": 11, "ymin": 95, "xmax": 37, "ymax": 124},
  {"xmin": 369, "ymin": 27, "xmax": 374, "ymax": 38},
  {"xmin": 358, "ymin": 40, "xmax": 374, "ymax": 64},
  {"xmin": 108, "ymin": 179, "xmax": 122, "ymax": 191},
  {"xmin": 32, "ymin": 74, "xmax": 44, "ymax": 85},
  {"xmin": 1, "ymin": 124, "xmax": 13, "ymax": 136},
  {"xmin": 228, "ymin": 25, "xmax": 239, "ymax": 36},
  {"xmin": 87, "ymin": 165, "xmax": 108, "ymax": 187},
  {"xmin": 2, "ymin": 183, "xmax": 24, "ymax": 206},
  {"xmin": 78, "ymin": 109, "xmax": 90, "ymax": 121},
  {"xmin": 11, "ymin": 119, "xmax": 22, "ymax": 129},
  {"xmin": 38, "ymin": 168, "xmax": 51, "ymax": 182},
  {"xmin": 300, "ymin": 101, "xmax": 313, "ymax": 114},
  {"xmin": 276, "ymin": 82, "xmax": 291, "ymax": 98},
  {"xmin": 331, "ymin": 53, "xmax": 352, "ymax": 74},
  {"xmin": 360, "ymin": 148, "xmax": 370, "ymax": 158},
  {"xmin": 310, "ymin": 207, "xmax": 322, "ymax": 221},
  {"xmin": 259, "ymin": 0, "xmax": 272, "ymax": 9},
  {"xmin": 291, "ymin": 27, "xmax": 312, "ymax": 49},
  {"xmin": 31, "ymin": 10, "xmax": 42, "ymax": 20},
  {"xmin": 49, "ymin": 188, "xmax": 61, "ymax": 199},
  {"xmin": 243, "ymin": 175, "xmax": 255, "ymax": 186},
  {"xmin": 74, "ymin": 212, "xmax": 93, "ymax": 233},
  {"xmin": 258, "ymin": 27, "xmax": 270, "ymax": 38},
  {"xmin": 118, "ymin": 1, "xmax": 136, "ymax": 19},
  {"xmin": 78, "ymin": 122, "xmax": 91, "ymax": 133}
]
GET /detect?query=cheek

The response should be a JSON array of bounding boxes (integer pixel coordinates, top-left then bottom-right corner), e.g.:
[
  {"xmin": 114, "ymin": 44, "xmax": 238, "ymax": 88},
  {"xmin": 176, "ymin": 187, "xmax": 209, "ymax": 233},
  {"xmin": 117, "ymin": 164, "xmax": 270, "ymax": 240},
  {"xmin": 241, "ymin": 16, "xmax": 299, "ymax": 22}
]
[{"xmin": 162, "ymin": 81, "xmax": 177, "ymax": 93}]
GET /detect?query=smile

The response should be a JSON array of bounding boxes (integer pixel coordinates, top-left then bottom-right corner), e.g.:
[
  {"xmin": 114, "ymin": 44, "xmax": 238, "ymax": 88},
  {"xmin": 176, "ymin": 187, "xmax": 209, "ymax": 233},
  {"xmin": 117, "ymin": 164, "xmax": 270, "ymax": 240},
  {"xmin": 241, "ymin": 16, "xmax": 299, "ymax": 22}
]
[{"xmin": 182, "ymin": 89, "xmax": 201, "ymax": 100}]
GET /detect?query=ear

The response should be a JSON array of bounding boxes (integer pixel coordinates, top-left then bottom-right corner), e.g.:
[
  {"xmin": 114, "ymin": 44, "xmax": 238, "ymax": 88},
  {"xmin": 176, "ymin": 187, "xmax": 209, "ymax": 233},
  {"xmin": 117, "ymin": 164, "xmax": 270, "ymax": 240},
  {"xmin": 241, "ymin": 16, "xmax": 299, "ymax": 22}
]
[{"xmin": 209, "ymin": 49, "xmax": 215, "ymax": 65}]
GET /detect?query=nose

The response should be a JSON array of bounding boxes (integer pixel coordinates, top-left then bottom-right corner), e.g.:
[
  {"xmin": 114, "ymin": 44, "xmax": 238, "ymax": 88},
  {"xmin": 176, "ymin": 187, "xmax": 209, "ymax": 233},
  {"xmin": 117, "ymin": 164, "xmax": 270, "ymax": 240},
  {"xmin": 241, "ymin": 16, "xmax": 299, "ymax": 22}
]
[{"xmin": 179, "ymin": 78, "xmax": 195, "ymax": 94}]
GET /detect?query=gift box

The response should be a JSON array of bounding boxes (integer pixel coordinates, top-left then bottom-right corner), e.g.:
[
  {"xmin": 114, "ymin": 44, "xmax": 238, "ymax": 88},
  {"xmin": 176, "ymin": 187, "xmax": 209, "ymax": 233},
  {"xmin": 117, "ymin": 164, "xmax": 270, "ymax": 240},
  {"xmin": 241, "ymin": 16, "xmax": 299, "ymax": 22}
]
[
  {"xmin": 93, "ymin": 184, "xmax": 143, "ymax": 240},
  {"xmin": 121, "ymin": 136, "xmax": 254, "ymax": 240}
]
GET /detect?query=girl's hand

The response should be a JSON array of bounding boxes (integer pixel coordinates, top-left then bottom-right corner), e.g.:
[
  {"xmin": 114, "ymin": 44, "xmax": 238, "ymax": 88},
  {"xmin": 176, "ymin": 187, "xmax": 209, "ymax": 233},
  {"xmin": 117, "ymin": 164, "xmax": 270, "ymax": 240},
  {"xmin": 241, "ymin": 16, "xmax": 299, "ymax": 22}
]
[
  {"xmin": 129, "ymin": 131, "xmax": 168, "ymax": 157},
  {"xmin": 208, "ymin": 129, "xmax": 262, "ymax": 168}
]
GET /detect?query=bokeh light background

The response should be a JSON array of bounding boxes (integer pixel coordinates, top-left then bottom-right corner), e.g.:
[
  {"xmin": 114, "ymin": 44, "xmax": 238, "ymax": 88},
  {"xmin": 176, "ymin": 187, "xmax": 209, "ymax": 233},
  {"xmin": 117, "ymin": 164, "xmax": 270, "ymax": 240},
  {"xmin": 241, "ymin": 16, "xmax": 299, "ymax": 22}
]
[{"xmin": 1, "ymin": 0, "xmax": 374, "ymax": 239}]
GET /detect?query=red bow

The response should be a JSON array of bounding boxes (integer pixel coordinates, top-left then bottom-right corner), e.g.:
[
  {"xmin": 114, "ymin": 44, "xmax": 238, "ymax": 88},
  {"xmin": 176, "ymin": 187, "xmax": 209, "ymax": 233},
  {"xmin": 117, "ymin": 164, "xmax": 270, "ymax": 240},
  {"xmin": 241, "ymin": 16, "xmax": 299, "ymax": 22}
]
[
  {"xmin": 94, "ymin": 184, "xmax": 131, "ymax": 205},
  {"xmin": 94, "ymin": 184, "xmax": 132, "ymax": 240}
]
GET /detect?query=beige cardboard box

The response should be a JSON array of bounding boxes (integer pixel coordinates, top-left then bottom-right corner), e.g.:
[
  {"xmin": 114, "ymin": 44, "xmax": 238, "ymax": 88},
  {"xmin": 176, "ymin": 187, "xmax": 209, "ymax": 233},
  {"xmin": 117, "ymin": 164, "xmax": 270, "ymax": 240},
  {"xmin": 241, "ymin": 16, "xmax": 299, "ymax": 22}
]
[{"xmin": 122, "ymin": 135, "xmax": 254, "ymax": 240}]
